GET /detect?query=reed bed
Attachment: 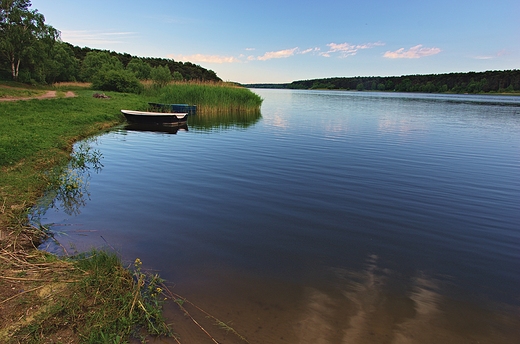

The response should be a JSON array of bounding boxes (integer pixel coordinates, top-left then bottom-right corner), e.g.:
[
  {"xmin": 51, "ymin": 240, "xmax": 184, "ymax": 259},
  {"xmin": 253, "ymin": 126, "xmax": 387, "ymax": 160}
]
[
  {"xmin": 52, "ymin": 82, "xmax": 92, "ymax": 90},
  {"xmin": 146, "ymin": 81, "xmax": 263, "ymax": 115}
]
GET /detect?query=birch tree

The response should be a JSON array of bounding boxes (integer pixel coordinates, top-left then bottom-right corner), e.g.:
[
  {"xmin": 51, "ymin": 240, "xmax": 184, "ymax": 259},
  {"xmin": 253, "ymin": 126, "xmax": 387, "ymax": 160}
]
[{"xmin": 0, "ymin": 0, "xmax": 58, "ymax": 80}]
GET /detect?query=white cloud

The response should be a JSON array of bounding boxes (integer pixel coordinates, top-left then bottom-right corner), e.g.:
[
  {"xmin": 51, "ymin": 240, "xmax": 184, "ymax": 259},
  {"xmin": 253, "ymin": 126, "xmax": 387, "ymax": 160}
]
[
  {"xmin": 321, "ymin": 42, "xmax": 385, "ymax": 58},
  {"xmin": 300, "ymin": 47, "xmax": 320, "ymax": 54},
  {"xmin": 383, "ymin": 45, "xmax": 441, "ymax": 59},
  {"xmin": 256, "ymin": 47, "xmax": 299, "ymax": 61},
  {"xmin": 170, "ymin": 54, "xmax": 241, "ymax": 64},
  {"xmin": 167, "ymin": 41, "xmax": 378, "ymax": 65}
]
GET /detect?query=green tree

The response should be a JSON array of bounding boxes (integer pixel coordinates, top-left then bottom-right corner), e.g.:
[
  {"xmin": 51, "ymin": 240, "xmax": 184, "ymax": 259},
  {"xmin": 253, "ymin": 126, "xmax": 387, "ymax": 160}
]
[
  {"xmin": 80, "ymin": 51, "xmax": 123, "ymax": 82},
  {"xmin": 172, "ymin": 70, "xmax": 183, "ymax": 81},
  {"xmin": 26, "ymin": 34, "xmax": 77, "ymax": 83},
  {"xmin": 150, "ymin": 65, "xmax": 172, "ymax": 87},
  {"xmin": 0, "ymin": 0, "xmax": 58, "ymax": 80},
  {"xmin": 126, "ymin": 57, "xmax": 152, "ymax": 80},
  {"xmin": 397, "ymin": 78, "xmax": 412, "ymax": 92},
  {"xmin": 52, "ymin": 42, "xmax": 79, "ymax": 82}
]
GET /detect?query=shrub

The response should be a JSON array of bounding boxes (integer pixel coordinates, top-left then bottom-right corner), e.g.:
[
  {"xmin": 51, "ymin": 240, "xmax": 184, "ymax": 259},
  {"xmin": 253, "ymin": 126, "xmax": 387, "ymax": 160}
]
[
  {"xmin": 92, "ymin": 69, "xmax": 144, "ymax": 93},
  {"xmin": 150, "ymin": 65, "xmax": 172, "ymax": 88}
]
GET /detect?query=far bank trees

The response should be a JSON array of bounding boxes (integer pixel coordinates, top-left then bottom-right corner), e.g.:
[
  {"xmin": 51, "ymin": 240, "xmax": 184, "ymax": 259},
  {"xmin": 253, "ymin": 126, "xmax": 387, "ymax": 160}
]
[{"xmin": 284, "ymin": 70, "xmax": 520, "ymax": 94}]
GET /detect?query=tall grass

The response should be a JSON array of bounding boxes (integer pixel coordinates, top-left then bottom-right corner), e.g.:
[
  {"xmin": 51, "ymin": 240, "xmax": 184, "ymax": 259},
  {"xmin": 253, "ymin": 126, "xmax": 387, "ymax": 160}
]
[{"xmin": 145, "ymin": 81, "xmax": 263, "ymax": 115}]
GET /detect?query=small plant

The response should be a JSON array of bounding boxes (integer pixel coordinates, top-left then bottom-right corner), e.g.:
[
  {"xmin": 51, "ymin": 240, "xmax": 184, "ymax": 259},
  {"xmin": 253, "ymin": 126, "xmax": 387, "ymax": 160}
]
[
  {"xmin": 129, "ymin": 257, "xmax": 171, "ymax": 336},
  {"xmin": 71, "ymin": 251, "xmax": 172, "ymax": 342}
]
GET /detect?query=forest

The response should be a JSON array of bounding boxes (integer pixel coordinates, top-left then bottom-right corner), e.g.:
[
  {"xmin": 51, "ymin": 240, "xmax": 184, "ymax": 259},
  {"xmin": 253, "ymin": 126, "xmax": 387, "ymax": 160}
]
[
  {"xmin": 0, "ymin": 0, "xmax": 221, "ymax": 84},
  {"xmin": 245, "ymin": 69, "xmax": 520, "ymax": 94}
]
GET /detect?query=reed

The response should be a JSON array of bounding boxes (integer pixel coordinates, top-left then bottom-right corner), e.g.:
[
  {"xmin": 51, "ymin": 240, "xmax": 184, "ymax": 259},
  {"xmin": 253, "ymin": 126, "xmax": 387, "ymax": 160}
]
[
  {"xmin": 52, "ymin": 82, "xmax": 92, "ymax": 90},
  {"xmin": 145, "ymin": 81, "xmax": 263, "ymax": 115}
]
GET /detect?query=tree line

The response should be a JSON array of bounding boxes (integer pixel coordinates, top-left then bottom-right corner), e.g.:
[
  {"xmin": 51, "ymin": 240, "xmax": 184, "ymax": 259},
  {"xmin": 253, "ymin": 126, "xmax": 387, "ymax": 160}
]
[
  {"xmin": 0, "ymin": 0, "xmax": 221, "ymax": 85},
  {"xmin": 246, "ymin": 70, "xmax": 520, "ymax": 94}
]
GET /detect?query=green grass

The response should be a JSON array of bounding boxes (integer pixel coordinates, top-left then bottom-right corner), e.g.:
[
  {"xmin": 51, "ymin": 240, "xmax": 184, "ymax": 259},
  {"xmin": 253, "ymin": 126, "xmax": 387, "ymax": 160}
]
[
  {"xmin": 0, "ymin": 90, "xmax": 146, "ymax": 219},
  {"xmin": 0, "ymin": 90, "xmax": 145, "ymax": 166},
  {"xmin": 8, "ymin": 250, "xmax": 172, "ymax": 343},
  {"xmin": 0, "ymin": 81, "xmax": 47, "ymax": 98},
  {"xmin": 0, "ymin": 87, "xmax": 45, "ymax": 99},
  {"xmin": 146, "ymin": 82, "xmax": 263, "ymax": 114}
]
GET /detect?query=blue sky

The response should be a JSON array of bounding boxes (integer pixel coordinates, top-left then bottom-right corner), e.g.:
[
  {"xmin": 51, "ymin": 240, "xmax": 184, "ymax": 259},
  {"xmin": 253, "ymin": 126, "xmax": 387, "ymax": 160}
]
[{"xmin": 31, "ymin": 0, "xmax": 520, "ymax": 83}]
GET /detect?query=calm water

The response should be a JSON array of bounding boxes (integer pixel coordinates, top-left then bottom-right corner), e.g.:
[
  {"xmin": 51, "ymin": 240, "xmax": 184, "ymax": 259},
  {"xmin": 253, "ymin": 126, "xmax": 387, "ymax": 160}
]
[{"xmin": 35, "ymin": 90, "xmax": 520, "ymax": 343}]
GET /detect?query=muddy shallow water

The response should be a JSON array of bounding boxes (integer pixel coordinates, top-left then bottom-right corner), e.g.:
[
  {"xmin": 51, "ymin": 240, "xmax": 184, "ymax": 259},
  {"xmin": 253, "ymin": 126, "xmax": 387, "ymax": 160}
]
[{"xmin": 36, "ymin": 90, "xmax": 520, "ymax": 343}]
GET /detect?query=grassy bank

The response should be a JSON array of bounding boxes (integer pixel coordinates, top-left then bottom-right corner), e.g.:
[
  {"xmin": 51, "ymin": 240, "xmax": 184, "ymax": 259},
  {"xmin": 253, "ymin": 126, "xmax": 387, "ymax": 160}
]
[{"xmin": 0, "ymin": 82, "xmax": 255, "ymax": 343}]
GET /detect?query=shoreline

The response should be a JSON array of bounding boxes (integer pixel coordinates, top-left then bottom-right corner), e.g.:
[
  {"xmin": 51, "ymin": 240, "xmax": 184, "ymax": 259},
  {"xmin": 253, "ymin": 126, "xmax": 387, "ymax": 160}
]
[
  {"xmin": 0, "ymin": 89, "xmax": 173, "ymax": 342},
  {"xmin": 0, "ymin": 87, "xmax": 252, "ymax": 343}
]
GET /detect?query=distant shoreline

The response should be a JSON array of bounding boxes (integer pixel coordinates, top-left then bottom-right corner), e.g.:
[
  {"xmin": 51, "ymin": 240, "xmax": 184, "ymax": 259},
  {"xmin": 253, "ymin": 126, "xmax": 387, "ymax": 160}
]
[{"xmin": 243, "ymin": 69, "xmax": 520, "ymax": 95}]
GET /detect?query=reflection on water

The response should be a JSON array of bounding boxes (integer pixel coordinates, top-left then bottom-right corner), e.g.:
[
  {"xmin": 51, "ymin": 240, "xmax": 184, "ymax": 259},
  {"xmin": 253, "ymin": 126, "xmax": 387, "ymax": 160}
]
[
  {"xmin": 162, "ymin": 255, "xmax": 519, "ymax": 343},
  {"xmin": 293, "ymin": 256, "xmax": 520, "ymax": 344},
  {"xmin": 187, "ymin": 110, "xmax": 262, "ymax": 131},
  {"xmin": 125, "ymin": 122, "xmax": 189, "ymax": 135},
  {"xmin": 33, "ymin": 140, "xmax": 103, "ymax": 218}
]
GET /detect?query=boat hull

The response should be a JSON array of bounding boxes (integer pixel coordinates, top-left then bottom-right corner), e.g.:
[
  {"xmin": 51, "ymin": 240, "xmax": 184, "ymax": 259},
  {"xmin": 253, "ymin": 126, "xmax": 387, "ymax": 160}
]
[{"xmin": 121, "ymin": 110, "xmax": 188, "ymax": 124}]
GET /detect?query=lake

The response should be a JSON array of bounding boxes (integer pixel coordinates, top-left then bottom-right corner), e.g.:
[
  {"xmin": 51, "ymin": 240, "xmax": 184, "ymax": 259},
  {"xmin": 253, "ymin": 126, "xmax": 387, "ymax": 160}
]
[{"xmin": 34, "ymin": 89, "xmax": 520, "ymax": 343}]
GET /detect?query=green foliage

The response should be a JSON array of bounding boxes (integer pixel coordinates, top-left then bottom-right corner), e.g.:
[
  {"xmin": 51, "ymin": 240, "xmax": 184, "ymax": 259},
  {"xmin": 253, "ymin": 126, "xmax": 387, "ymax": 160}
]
[
  {"xmin": 126, "ymin": 57, "xmax": 152, "ymax": 80},
  {"xmin": 150, "ymin": 65, "xmax": 172, "ymax": 88},
  {"xmin": 92, "ymin": 69, "xmax": 144, "ymax": 93},
  {"xmin": 310, "ymin": 81, "xmax": 334, "ymax": 89},
  {"xmin": 172, "ymin": 70, "xmax": 183, "ymax": 81},
  {"xmin": 45, "ymin": 42, "xmax": 79, "ymax": 83},
  {"xmin": 0, "ymin": 0, "xmax": 59, "ymax": 81},
  {"xmin": 71, "ymin": 252, "xmax": 171, "ymax": 340},
  {"xmin": 283, "ymin": 70, "xmax": 520, "ymax": 94},
  {"xmin": 0, "ymin": 3, "xmax": 221, "ymax": 85},
  {"xmin": 10, "ymin": 250, "xmax": 172, "ymax": 342},
  {"xmin": 80, "ymin": 51, "xmax": 123, "ymax": 82}
]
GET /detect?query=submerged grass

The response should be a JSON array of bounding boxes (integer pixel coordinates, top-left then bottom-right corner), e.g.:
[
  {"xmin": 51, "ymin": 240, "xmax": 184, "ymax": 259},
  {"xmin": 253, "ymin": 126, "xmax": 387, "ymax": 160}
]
[{"xmin": 146, "ymin": 81, "xmax": 263, "ymax": 115}]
